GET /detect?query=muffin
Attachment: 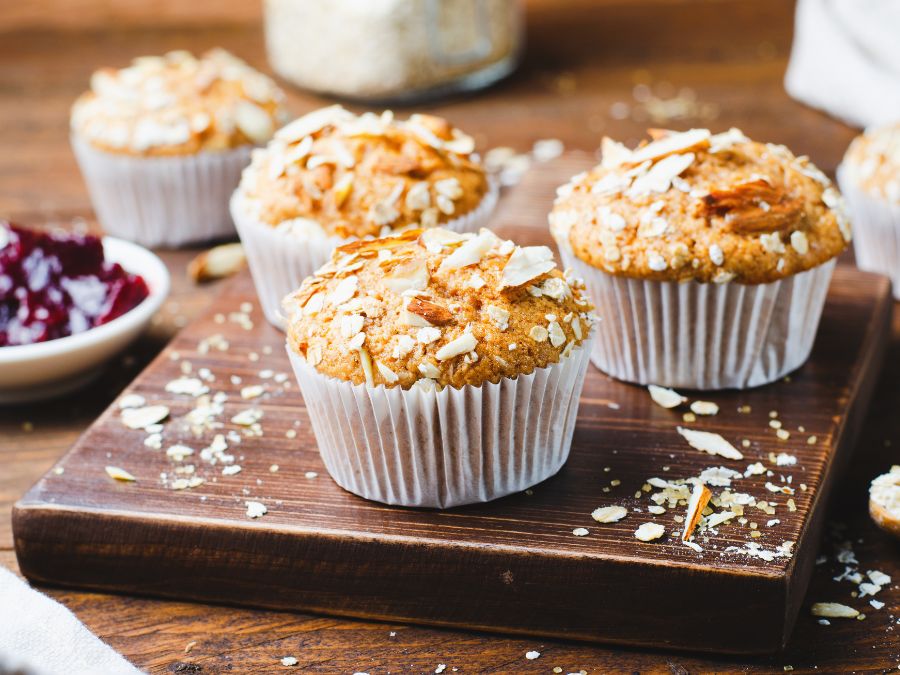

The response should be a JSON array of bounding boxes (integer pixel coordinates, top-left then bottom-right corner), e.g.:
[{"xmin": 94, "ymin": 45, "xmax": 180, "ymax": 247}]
[
  {"xmin": 549, "ymin": 128, "xmax": 851, "ymax": 389},
  {"xmin": 230, "ymin": 104, "xmax": 498, "ymax": 328},
  {"xmin": 283, "ymin": 227, "xmax": 594, "ymax": 508},
  {"xmin": 837, "ymin": 123, "xmax": 900, "ymax": 300},
  {"xmin": 71, "ymin": 49, "xmax": 288, "ymax": 247}
]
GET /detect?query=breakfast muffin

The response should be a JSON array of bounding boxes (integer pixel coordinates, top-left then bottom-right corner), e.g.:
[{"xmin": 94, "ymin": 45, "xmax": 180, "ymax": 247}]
[
  {"xmin": 837, "ymin": 123, "xmax": 900, "ymax": 299},
  {"xmin": 550, "ymin": 127, "xmax": 851, "ymax": 389},
  {"xmin": 230, "ymin": 104, "xmax": 498, "ymax": 328},
  {"xmin": 283, "ymin": 227, "xmax": 594, "ymax": 507},
  {"xmin": 71, "ymin": 49, "xmax": 287, "ymax": 247}
]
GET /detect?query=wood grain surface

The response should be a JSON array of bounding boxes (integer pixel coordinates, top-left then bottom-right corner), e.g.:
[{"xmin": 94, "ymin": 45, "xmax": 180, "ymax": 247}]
[
  {"xmin": 2, "ymin": 0, "xmax": 899, "ymax": 672},
  {"xmin": 11, "ymin": 157, "xmax": 893, "ymax": 657}
]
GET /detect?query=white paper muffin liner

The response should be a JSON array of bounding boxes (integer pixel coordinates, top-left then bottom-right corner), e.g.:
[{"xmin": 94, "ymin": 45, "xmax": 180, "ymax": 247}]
[
  {"xmin": 232, "ymin": 178, "xmax": 499, "ymax": 329},
  {"xmin": 837, "ymin": 163, "xmax": 900, "ymax": 300},
  {"xmin": 71, "ymin": 135, "xmax": 252, "ymax": 248},
  {"xmin": 286, "ymin": 332, "xmax": 593, "ymax": 509},
  {"xmin": 556, "ymin": 243, "xmax": 835, "ymax": 390}
]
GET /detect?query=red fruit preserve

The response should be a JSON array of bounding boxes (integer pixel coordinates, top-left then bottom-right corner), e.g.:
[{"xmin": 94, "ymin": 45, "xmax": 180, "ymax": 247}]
[{"xmin": 0, "ymin": 221, "xmax": 149, "ymax": 346}]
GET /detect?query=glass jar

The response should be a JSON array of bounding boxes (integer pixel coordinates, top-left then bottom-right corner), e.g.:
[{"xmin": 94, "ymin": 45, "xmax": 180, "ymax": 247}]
[{"xmin": 263, "ymin": 0, "xmax": 524, "ymax": 104}]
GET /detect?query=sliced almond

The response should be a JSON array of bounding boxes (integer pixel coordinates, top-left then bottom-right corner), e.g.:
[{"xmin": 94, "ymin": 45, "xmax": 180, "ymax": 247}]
[
  {"xmin": 648, "ymin": 384, "xmax": 686, "ymax": 409},
  {"xmin": 121, "ymin": 405, "xmax": 169, "ymax": 430},
  {"xmin": 275, "ymin": 105, "xmax": 354, "ymax": 143},
  {"xmin": 501, "ymin": 246, "xmax": 556, "ymax": 288},
  {"xmin": 591, "ymin": 505, "xmax": 627, "ymax": 523},
  {"xmin": 406, "ymin": 296, "xmax": 453, "ymax": 326},
  {"xmin": 600, "ymin": 137, "xmax": 632, "ymax": 169},
  {"xmin": 234, "ymin": 100, "xmax": 274, "ymax": 143},
  {"xmin": 105, "ymin": 466, "xmax": 136, "ymax": 482},
  {"xmin": 336, "ymin": 229, "xmax": 421, "ymax": 257},
  {"xmin": 187, "ymin": 243, "xmax": 246, "ymax": 283},
  {"xmin": 682, "ymin": 483, "xmax": 712, "ymax": 540},
  {"xmin": 703, "ymin": 180, "xmax": 803, "ymax": 233},
  {"xmin": 438, "ymin": 231, "xmax": 495, "ymax": 272},
  {"xmin": 629, "ymin": 152, "xmax": 695, "ymax": 195},
  {"xmin": 810, "ymin": 603, "xmax": 859, "ymax": 619},
  {"xmin": 384, "ymin": 258, "xmax": 430, "ymax": 295},
  {"xmin": 625, "ymin": 128, "xmax": 711, "ymax": 165},
  {"xmin": 677, "ymin": 426, "xmax": 743, "ymax": 460},
  {"xmin": 435, "ymin": 333, "xmax": 477, "ymax": 361}
]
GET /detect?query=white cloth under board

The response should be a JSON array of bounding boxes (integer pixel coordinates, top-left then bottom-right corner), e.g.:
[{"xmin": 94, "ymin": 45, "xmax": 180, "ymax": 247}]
[{"xmin": 0, "ymin": 566, "xmax": 141, "ymax": 675}]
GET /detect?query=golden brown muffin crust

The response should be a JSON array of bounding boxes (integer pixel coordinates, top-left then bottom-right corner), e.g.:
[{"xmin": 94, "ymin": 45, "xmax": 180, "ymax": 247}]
[
  {"xmin": 71, "ymin": 49, "xmax": 287, "ymax": 156},
  {"xmin": 842, "ymin": 122, "xmax": 900, "ymax": 203},
  {"xmin": 285, "ymin": 228, "xmax": 594, "ymax": 389},
  {"xmin": 238, "ymin": 106, "xmax": 490, "ymax": 239},
  {"xmin": 550, "ymin": 128, "xmax": 851, "ymax": 284}
]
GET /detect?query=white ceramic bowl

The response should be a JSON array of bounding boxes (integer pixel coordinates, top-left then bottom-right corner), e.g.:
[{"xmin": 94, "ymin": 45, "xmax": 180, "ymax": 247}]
[{"xmin": 0, "ymin": 237, "xmax": 170, "ymax": 403}]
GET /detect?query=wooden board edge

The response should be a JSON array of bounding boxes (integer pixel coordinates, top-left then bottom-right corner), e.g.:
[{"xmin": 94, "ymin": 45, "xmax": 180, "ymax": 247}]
[
  {"xmin": 777, "ymin": 273, "xmax": 892, "ymax": 648},
  {"xmin": 12, "ymin": 505, "xmax": 790, "ymax": 655}
]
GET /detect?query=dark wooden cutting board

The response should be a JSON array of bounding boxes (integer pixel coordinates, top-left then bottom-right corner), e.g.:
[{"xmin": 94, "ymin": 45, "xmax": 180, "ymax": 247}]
[{"xmin": 12, "ymin": 156, "xmax": 892, "ymax": 655}]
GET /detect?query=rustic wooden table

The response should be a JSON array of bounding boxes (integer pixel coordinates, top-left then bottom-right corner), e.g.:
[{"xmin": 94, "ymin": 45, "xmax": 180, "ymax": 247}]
[{"xmin": 1, "ymin": 1, "xmax": 898, "ymax": 672}]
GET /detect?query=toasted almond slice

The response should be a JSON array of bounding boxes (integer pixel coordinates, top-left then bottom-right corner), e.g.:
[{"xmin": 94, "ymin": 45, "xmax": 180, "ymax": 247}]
[
  {"xmin": 703, "ymin": 180, "xmax": 804, "ymax": 233},
  {"xmin": 810, "ymin": 602, "xmax": 859, "ymax": 619},
  {"xmin": 625, "ymin": 128, "xmax": 711, "ymax": 165},
  {"xmin": 406, "ymin": 296, "xmax": 453, "ymax": 326},
  {"xmin": 648, "ymin": 384, "xmax": 687, "ymax": 409},
  {"xmin": 336, "ymin": 229, "xmax": 421, "ymax": 257},
  {"xmin": 188, "ymin": 243, "xmax": 246, "ymax": 283},
  {"xmin": 677, "ymin": 426, "xmax": 744, "ymax": 460},
  {"xmin": 275, "ymin": 104, "xmax": 354, "ymax": 143},
  {"xmin": 105, "ymin": 466, "xmax": 136, "ymax": 482},
  {"xmin": 629, "ymin": 152, "xmax": 695, "ymax": 194},
  {"xmin": 682, "ymin": 483, "xmax": 712, "ymax": 540}
]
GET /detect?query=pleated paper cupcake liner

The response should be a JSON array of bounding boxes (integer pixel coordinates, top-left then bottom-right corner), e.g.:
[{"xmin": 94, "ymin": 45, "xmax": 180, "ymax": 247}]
[
  {"xmin": 71, "ymin": 135, "xmax": 252, "ymax": 248},
  {"xmin": 232, "ymin": 178, "xmax": 499, "ymax": 330},
  {"xmin": 556, "ymin": 242, "xmax": 835, "ymax": 390},
  {"xmin": 837, "ymin": 164, "xmax": 900, "ymax": 300},
  {"xmin": 286, "ymin": 332, "xmax": 593, "ymax": 509}
]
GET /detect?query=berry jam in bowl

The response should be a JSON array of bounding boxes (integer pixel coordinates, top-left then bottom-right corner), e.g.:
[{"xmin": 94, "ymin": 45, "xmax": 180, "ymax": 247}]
[{"xmin": 0, "ymin": 222, "xmax": 169, "ymax": 402}]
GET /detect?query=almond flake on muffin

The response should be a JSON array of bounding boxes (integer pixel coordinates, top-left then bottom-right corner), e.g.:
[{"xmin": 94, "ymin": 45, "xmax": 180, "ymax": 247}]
[
  {"xmin": 550, "ymin": 128, "xmax": 851, "ymax": 284},
  {"xmin": 284, "ymin": 228, "xmax": 594, "ymax": 389},
  {"xmin": 71, "ymin": 49, "xmax": 287, "ymax": 155},
  {"xmin": 237, "ymin": 106, "xmax": 491, "ymax": 240}
]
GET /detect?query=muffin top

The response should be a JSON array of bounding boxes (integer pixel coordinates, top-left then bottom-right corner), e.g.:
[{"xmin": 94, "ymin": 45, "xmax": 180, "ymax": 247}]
[
  {"xmin": 842, "ymin": 123, "xmax": 900, "ymax": 203},
  {"xmin": 284, "ymin": 227, "xmax": 594, "ymax": 390},
  {"xmin": 71, "ymin": 49, "xmax": 287, "ymax": 156},
  {"xmin": 236, "ymin": 105, "xmax": 491, "ymax": 240},
  {"xmin": 550, "ymin": 128, "xmax": 851, "ymax": 284}
]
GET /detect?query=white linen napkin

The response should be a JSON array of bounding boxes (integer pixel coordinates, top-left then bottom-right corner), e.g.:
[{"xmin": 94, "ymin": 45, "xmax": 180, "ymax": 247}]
[
  {"xmin": 0, "ymin": 566, "xmax": 141, "ymax": 675},
  {"xmin": 785, "ymin": 0, "xmax": 900, "ymax": 128}
]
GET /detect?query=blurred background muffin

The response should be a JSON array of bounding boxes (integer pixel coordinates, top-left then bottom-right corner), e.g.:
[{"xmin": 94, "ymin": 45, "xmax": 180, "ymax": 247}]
[
  {"xmin": 231, "ymin": 105, "xmax": 498, "ymax": 328},
  {"xmin": 71, "ymin": 49, "xmax": 288, "ymax": 247},
  {"xmin": 838, "ymin": 122, "xmax": 900, "ymax": 300}
]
